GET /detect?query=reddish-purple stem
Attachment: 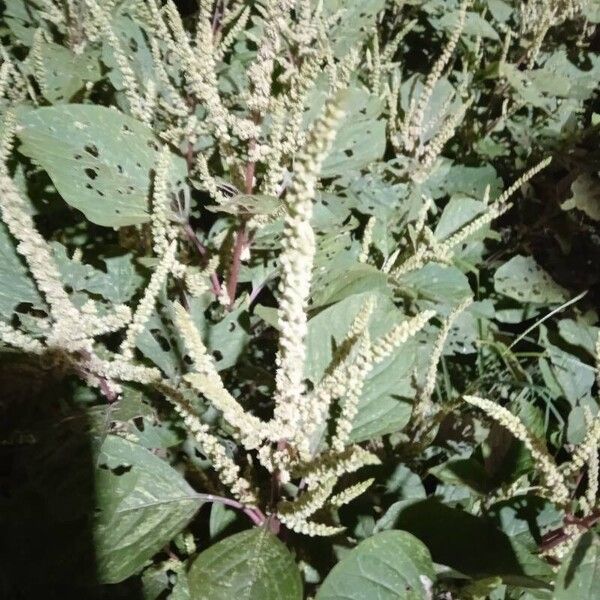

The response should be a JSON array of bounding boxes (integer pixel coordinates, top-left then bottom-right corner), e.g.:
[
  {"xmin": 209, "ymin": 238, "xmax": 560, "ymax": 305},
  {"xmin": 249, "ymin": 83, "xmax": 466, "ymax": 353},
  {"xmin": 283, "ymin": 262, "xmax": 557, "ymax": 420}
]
[{"xmin": 198, "ymin": 493, "xmax": 266, "ymax": 526}]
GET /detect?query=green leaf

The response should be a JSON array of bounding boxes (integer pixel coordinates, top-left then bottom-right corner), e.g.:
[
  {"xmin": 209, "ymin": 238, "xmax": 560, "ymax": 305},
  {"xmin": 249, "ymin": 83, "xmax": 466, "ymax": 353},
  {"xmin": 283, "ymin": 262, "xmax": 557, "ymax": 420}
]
[
  {"xmin": 392, "ymin": 499, "xmax": 554, "ymax": 588},
  {"xmin": 487, "ymin": 496, "xmax": 562, "ymax": 552},
  {"xmin": 558, "ymin": 318, "xmax": 599, "ymax": 357},
  {"xmin": 540, "ymin": 327, "xmax": 595, "ymax": 405},
  {"xmin": 397, "ymin": 263, "xmax": 472, "ymax": 309},
  {"xmin": 84, "ymin": 254, "xmax": 144, "ymax": 303},
  {"xmin": 209, "ymin": 502, "xmax": 237, "ymax": 539},
  {"xmin": 310, "ymin": 263, "xmax": 392, "ymax": 308},
  {"xmin": 321, "ymin": 0, "xmax": 386, "ymax": 58},
  {"xmin": 33, "ymin": 39, "xmax": 101, "ymax": 103},
  {"xmin": 94, "ymin": 435, "xmax": 200, "ymax": 583},
  {"xmin": 316, "ymin": 530, "xmax": 435, "ymax": 600},
  {"xmin": 306, "ymin": 82, "xmax": 386, "ymax": 177},
  {"xmin": 306, "ymin": 292, "xmax": 417, "ymax": 441},
  {"xmin": 187, "ymin": 528, "xmax": 303, "ymax": 600},
  {"xmin": 554, "ymin": 532, "xmax": 600, "ymax": 599},
  {"xmin": 434, "ymin": 196, "xmax": 487, "ymax": 241},
  {"xmin": 494, "ymin": 255, "xmax": 569, "ymax": 304},
  {"xmin": 0, "ymin": 221, "xmax": 43, "ymax": 314},
  {"xmin": 561, "ymin": 172, "xmax": 600, "ymax": 221},
  {"xmin": 16, "ymin": 105, "xmax": 187, "ymax": 227}
]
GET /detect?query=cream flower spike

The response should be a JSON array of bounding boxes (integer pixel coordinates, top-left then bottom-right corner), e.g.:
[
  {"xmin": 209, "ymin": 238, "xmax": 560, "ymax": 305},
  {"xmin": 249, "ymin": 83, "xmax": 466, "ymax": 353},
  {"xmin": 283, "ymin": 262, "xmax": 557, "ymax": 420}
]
[
  {"xmin": 464, "ymin": 395, "xmax": 569, "ymax": 504},
  {"xmin": 273, "ymin": 92, "xmax": 348, "ymax": 441}
]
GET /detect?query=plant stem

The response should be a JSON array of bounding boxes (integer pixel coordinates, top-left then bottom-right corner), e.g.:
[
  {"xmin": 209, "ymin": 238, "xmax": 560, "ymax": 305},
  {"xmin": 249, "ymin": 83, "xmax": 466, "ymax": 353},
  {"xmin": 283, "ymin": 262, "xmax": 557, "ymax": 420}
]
[{"xmin": 196, "ymin": 493, "xmax": 266, "ymax": 526}]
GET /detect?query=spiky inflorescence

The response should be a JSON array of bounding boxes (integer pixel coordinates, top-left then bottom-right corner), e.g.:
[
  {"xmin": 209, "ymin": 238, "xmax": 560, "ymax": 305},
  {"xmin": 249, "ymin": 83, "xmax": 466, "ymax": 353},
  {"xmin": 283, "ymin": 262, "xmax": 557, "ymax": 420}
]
[
  {"xmin": 401, "ymin": 0, "xmax": 468, "ymax": 152},
  {"xmin": 413, "ymin": 297, "xmax": 473, "ymax": 424},
  {"xmin": 165, "ymin": 389, "xmax": 256, "ymax": 504},
  {"xmin": 120, "ymin": 241, "xmax": 177, "ymax": 360},
  {"xmin": 0, "ymin": 162, "xmax": 86, "ymax": 349},
  {"xmin": 273, "ymin": 93, "xmax": 347, "ymax": 448},
  {"xmin": 464, "ymin": 395, "xmax": 569, "ymax": 504},
  {"xmin": 172, "ymin": 302, "xmax": 269, "ymax": 449},
  {"xmin": 392, "ymin": 158, "xmax": 552, "ymax": 279},
  {"xmin": 296, "ymin": 446, "xmax": 381, "ymax": 490}
]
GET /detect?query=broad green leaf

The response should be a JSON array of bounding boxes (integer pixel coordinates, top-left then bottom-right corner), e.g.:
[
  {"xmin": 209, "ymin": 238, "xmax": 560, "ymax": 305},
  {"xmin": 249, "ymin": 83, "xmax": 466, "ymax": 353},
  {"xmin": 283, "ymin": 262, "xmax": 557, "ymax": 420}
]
[
  {"xmin": 52, "ymin": 243, "xmax": 143, "ymax": 303},
  {"xmin": 555, "ymin": 532, "xmax": 600, "ymax": 599},
  {"xmin": 316, "ymin": 530, "xmax": 435, "ymax": 600},
  {"xmin": 306, "ymin": 292, "xmax": 417, "ymax": 441},
  {"xmin": 311, "ymin": 263, "xmax": 392, "ymax": 308},
  {"xmin": 561, "ymin": 172, "xmax": 600, "ymax": 221},
  {"xmin": 440, "ymin": 163, "xmax": 502, "ymax": 199},
  {"xmin": 94, "ymin": 435, "xmax": 200, "ymax": 583},
  {"xmin": 558, "ymin": 318, "xmax": 599, "ymax": 356},
  {"xmin": 435, "ymin": 11, "xmax": 499, "ymax": 40},
  {"xmin": 487, "ymin": 0, "xmax": 513, "ymax": 23},
  {"xmin": 397, "ymin": 263, "xmax": 472, "ymax": 309},
  {"xmin": 204, "ymin": 305, "xmax": 251, "ymax": 371},
  {"xmin": 0, "ymin": 221, "xmax": 43, "ymax": 314},
  {"xmin": 306, "ymin": 82, "xmax": 386, "ymax": 177},
  {"xmin": 136, "ymin": 310, "xmax": 183, "ymax": 380},
  {"xmin": 16, "ymin": 105, "xmax": 187, "ymax": 227},
  {"xmin": 103, "ymin": 13, "xmax": 155, "ymax": 93},
  {"xmin": 4, "ymin": 0, "xmax": 39, "ymax": 46},
  {"xmin": 392, "ymin": 499, "xmax": 554, "ymax": 588},
  {"xmin": 33, "ymin": 39, "xmax": 101, "ymax": 103},
  {"xmin": 494, "ymin": 255, "xmax": 568, "ymax": 304},
  {"xmin": 321, "ymin": 0, "xmax": 386, "ymax": 58},
  {"xmin": 84, "ymin": 255, "xmax": 144, "ymax": 303},
  {"xmin": 540, "ymin": 327, "xmax": 595, "ymax": 405},
  {"xmin": 187, "ymin": 528, "xmax": 303, "ymax": 600},
  {"xmin": 434, "ymin": 196, "xmax": 487, "ymax": 240},
  {"xmin": 487, "ymin": 496, "xmax": 562, "ymax": 552}
]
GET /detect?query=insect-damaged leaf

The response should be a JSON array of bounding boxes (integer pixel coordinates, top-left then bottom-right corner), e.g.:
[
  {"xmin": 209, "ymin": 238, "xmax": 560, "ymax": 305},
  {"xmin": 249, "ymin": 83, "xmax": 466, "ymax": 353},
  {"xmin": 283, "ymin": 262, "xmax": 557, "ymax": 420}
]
[
  {"xmin": 94, "ymin": 435, "xmax": 200, "ymax": 583},
  {"xmin": 16, "ymin": 105, "xmax": 187, "ymax": 227}
]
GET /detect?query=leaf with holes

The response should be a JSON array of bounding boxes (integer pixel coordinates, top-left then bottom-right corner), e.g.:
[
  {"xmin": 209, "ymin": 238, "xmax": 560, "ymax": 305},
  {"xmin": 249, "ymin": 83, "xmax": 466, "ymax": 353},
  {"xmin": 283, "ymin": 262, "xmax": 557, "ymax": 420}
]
[
  {"xmin": 16, "ymin": 105, "xmax": 187, "ymax": 227},
  {"xmin": 322, "ymin": 0, "xmax": 386, "ymax": 57},
  {"xmin": 94, "ymin": 435, "xmax": 201, "ymax": 583},
  {"xmin": 305, "ymin": 81, "xmax": 386, "ymax": 177},
  {"xmin": 33, "ymin": 39, "xmax": 101, "ymax": 103},
  {"xmin": 187, "ymin": 528, "xmax": 303, "ymax": 600},
  {"xmin": 494, "ymin": 255, "xmax": 569, "ymax": 304},
  {"xmin": 316, "ymin": 530, "xmax": 435, "ymax": 600}
]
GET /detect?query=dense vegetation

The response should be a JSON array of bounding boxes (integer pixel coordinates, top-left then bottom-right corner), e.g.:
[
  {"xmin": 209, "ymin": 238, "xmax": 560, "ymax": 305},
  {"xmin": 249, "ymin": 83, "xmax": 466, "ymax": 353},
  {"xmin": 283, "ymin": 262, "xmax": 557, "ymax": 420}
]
[{"xmin": 1, "ymin": 1, "xmax": 600, "ymax": 598}]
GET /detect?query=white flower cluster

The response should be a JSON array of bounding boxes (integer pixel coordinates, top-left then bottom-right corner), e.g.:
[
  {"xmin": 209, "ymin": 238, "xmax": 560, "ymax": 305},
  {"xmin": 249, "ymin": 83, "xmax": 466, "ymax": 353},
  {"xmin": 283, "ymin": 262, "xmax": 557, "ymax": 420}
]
[
  {"xmin": 413, "ymin": 297, "xmax": 473, "ymax": 427},
  {"xmin": 0, "ymin": 120, "xmax": 163, "ymax": 398},
  {"xmin": 392, "ymin": 158, "xmax": 552, "ymax": 279},
  {"xmin": 273, "ymin": 94, "xmax": 347, "ymax": 447},
  {"xmin": 388, "ymin": 0, "xmax": 470, "ymax": 181},
  {"xmin": 464, "ymin": 395, "xmax": 570, "ymax": 505}
]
